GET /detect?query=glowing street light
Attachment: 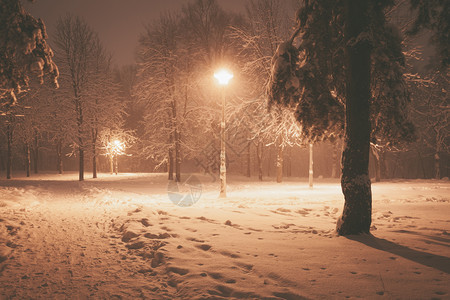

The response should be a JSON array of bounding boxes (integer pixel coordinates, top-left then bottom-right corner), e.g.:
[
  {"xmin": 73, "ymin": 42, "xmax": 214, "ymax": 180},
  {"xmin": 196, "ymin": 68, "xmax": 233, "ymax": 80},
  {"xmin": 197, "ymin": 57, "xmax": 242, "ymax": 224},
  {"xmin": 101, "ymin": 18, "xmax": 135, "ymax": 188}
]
[
  {"xmin": 214, "ymin": 69, "xmax": 234, "ymax": 85},
  {"xmin": 113, "ymin": 140, "xmax": 124, "ymax": 152},
  {"xmin": 107, "ymin": 139, "xmax": 125, "ymax": 175},
  {"xmin": 214, "ymin": 68, "xmax": 233, "ymax": 198}
]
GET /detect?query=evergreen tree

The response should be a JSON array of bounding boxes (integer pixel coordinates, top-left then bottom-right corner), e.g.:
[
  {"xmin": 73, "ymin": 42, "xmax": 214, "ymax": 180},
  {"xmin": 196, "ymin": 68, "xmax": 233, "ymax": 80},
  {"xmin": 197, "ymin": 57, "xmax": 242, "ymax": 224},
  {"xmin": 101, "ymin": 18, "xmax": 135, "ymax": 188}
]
[
  {"xmin": 0, "ymin": 0, "xmax": 58, "ymax": 107},
  {"xmin": 268, "ymin": 0, "xmax": 415, "ymax": 234},
  {"xmin": 408, "ymin": 0, "xmax": 449, "ymax": 68}
]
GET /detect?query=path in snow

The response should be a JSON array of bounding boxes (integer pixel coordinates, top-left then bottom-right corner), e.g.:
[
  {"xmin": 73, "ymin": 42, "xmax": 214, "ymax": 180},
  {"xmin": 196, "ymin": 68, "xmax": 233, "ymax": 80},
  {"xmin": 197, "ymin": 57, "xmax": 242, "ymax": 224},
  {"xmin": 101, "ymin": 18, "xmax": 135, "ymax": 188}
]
[
  {"xmin": 1, "ymin": 173, "xmax": 449, "ymax": 299},
  {"xmin": 0, "ymin": 186, "xmax": 172, "ymax": 299}
]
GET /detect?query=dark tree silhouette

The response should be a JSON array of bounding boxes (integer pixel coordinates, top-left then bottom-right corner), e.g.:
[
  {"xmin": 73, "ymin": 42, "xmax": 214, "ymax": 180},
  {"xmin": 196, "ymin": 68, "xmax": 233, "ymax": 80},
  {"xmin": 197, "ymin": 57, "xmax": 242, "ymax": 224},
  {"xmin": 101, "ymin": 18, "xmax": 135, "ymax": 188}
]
[
  {"xmin": 267, "ymin": 0, "xmax": 415, "ymax": 235},
  {"xmin": 0, "ymin": 0, "xmax": 58, "ymax": 107}
]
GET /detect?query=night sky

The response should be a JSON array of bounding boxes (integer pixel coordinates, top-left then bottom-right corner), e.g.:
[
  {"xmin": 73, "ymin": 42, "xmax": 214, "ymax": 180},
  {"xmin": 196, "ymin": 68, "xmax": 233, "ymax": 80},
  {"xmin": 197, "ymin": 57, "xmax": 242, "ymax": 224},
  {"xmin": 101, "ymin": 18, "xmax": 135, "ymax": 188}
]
[{"xmin": 23, "ymin": 0, "xmax": 246, "ymax": 66}]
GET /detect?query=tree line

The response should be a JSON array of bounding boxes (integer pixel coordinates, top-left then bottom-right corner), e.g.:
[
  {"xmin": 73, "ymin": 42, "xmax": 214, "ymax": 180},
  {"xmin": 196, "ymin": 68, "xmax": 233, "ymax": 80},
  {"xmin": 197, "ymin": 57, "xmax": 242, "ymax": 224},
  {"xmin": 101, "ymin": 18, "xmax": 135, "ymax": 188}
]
[{"xmin": 0, "ymin": 0, "xmax": 448, "ymax": 187}]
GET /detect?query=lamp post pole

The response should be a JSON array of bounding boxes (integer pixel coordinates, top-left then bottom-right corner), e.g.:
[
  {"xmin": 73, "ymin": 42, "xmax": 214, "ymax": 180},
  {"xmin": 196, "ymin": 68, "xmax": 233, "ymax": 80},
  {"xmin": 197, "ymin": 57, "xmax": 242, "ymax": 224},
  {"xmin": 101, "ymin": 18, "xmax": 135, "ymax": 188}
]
[
  {"xmin": 220, "ymin": 87, "xmax": 227, "ymax": 198},
  {"xmin": 214, "ymin": 68, "xmax": 233, "ymax": 198}
]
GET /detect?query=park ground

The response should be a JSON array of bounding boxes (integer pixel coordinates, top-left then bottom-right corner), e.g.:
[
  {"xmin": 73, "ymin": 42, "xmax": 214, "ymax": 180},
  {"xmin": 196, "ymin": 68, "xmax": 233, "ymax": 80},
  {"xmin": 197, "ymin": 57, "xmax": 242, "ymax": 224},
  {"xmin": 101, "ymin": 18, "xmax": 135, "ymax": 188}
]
[{"xmin": 0, "ymin": 172, "xmax": 449, "ymax": 299}]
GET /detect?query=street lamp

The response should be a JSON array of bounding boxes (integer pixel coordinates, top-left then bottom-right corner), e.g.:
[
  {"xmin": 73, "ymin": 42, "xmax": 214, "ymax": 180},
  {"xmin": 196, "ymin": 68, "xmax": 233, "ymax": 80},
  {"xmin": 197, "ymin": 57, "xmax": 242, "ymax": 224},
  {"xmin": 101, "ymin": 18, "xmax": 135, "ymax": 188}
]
[
  {"xmin": 214, "ymin": 68, "xmax": 233, "ymax": 198},
  {"xmin": 107, "ymin": 139, "xmax": 125, "ymax": 175}
]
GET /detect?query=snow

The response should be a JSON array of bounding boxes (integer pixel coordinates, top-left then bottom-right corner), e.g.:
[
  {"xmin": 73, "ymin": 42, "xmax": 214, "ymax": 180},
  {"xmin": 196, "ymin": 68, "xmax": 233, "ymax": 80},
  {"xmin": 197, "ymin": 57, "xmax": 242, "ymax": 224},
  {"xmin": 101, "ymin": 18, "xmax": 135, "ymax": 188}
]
[{"xmin": 1, "ymin": 172, "xmax": 449, "ymax": 299}]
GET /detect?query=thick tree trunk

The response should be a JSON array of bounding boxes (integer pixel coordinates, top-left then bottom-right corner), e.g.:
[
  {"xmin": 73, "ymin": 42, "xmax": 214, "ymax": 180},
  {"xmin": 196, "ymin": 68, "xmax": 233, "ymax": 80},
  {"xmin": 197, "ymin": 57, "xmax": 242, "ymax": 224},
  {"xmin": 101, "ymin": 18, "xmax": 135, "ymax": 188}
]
[
  {"xmin": 379, "ymin": 148, "xmax": 388, "ymax": 179},
  {"xmin": 0, "ymin": 150, "xmax": 5, "ymax": 172},
  {"xmin": 6, "ymin": 123, "xmax": 12, "ymax": 179},
  {"xmin": 276, "ymin": 142, "xmax": 283, "ymax": 183},
  {"xmin": 331, "ymin": 144, "xmax": 339, "ymax": 178},
  {"xmin": 92, "ymin": 130, "xmax": 97, "ymax": 179},
  {"xmin": 79, "ymin": 148, "xmax": 84, "ymax": 181},
  {"xmin": 391, "ymin": 155, "xmax": 399, "ymax": 178},
  {"xmin": 416, "ymin": 149, "xmax": 426, "ymax": 178},
  {"xmin": 92, "ymin": 150, "xmax": 97, "ymax": 178},
  {"xmin": 75, "ymin": 97, "xmax": 84, "ymax": 181},
  {"xmin": 26, "ymin": 143, "xmax": 31, "ymax": 177},
  {"xmin": 33, "ymin": 135, "xmax": 39, "ymax": 174},
  {"xmin": 168, "ymin": 148, "xmax": 174, "ymax": 180},
  {"xmin": 434, "ymin": 152, "xmax": 440, "ymax": 179},
  {"xmin": 257, "ymin": 141, "xmax": 263, "ymax": 181},
  {"xmin": 246, "ymin": 141, "xmax": 251, "ymax": 178},
  {"xmin": 287, "ymin": 147, "xmax": 292, "ymax": 177},
  {"xmin": 336, "ymin": 0, "xmax": 372, "ymax": 235},
  {"xmin": 175, "ymin": 129, "xmax": 181, "ymax": 182},
  {"xmin": 56, "ymin": 140, "xmax": 63, "ymax": 174},
  {"xmin": 309, "ymin": 143, "xmax": 313, "ymax": 188},
  {"xmin": 371, "ymin": 146, "xmax": 381, "ymax": 182}
]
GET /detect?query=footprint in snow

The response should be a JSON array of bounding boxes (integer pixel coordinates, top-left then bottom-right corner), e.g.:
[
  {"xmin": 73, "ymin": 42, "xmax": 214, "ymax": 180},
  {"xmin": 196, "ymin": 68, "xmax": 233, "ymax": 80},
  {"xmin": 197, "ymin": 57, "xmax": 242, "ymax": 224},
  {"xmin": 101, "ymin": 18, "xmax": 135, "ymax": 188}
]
[
  {"xmin": 234, "ymin": 261, "xmax": 253, "ymax": 272},
  {"xmin": 126, "ymin": 241, "xmax": 145, "ymax": 249},
  {"xmin": 225, "ymin": 220, "xmax": 242, "ymax": 229},
  {"xmin": 208, "ymin": 285, "xmax": 234, "ymax": 297},
  {"xmin": 208, "ymin": 272, "xmax": 223, "ymax": 279},
  {"xmin": 187, "ymin": 237, "xmax": 205, "ymax": 243},
  {"xmin": 121, "ymin": 231, "xmax": 139, "ymax": 242},
  {"xmin": 220, "ymin": 250, "xmax": 240, "ymax": 258},
  {"xmin": 272, "ymin": 291, "xmax": 306, "ymax": 300},
  {"xmin": 167, "ymin": 266, "xmax": 189, "ymax": 275},
  {"xmin": 144, "ymin": 232, "xmax": 171, "ymax": 239},
  {"xmin": 196, "ymin": 244, "xmax": 212, "ymax": 251},
  {"xmin": 197, "ymin": 216, "xmax": 218, "ymax": 224},
  {"xmin": 127, "ymin": 207, "xmax": 142, "ymax": 216}
]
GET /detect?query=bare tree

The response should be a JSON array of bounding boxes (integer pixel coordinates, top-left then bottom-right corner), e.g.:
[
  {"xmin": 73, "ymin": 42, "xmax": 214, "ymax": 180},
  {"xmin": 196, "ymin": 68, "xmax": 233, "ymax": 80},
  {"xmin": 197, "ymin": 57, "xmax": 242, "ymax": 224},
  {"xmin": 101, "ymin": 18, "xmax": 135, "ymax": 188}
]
[
  {"xmin": 54, "ymin": 15, "xmax": 95, "ymax": 181},
  {"xmin": 137, "ymin": 13, "xmax": 183, "ymax": 181},
  {"xmin": 230, "ymin": 0, "xmax": 301, "ymax": 182},
  {"xmin": 181, "ymin": 0, "xmax": 233, "ymax": 66},
  {"xmin": 54, "ymin": 15, "xmax": 123, "ymax": 180},
  {"xmin": 410, "ymin": 69, "xmax": 449, "ymax": 179},
  {"xmin": 84, "ymin": 38, "xmax": 123, "ymax": 178},
  {"xmin": 99, "ymin": 128, "xmax": 136, "ymax": 175}
]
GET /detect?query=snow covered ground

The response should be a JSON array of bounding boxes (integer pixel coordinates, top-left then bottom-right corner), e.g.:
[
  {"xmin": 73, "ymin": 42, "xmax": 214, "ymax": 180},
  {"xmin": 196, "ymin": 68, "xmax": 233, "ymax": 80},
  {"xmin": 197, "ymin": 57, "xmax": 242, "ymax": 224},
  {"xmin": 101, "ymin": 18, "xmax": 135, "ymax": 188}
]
[{"xmin": 0, "ymin": 172, "xmax": 449, "ymax": 299}]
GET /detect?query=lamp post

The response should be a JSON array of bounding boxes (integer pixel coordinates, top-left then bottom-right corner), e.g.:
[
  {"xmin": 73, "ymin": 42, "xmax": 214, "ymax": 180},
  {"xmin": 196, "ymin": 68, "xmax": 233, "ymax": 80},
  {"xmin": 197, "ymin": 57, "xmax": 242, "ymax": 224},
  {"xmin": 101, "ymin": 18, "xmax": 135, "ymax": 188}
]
[
  {"xmin": 107, "ymin": 139, "xmax": 125, "ymax": 175},
  {"xmin": 214, "ymin": 68, "xmax": 233, "ymax": 198}
]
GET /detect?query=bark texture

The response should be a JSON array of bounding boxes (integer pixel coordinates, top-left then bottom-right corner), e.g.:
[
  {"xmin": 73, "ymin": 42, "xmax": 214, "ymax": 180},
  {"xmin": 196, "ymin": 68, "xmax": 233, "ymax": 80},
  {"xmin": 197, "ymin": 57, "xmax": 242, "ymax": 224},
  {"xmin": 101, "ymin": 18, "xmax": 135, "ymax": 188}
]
[
  {"xmin": 6, "ymin": 123, "xmax": 12, "ymax": 179},
  {"xmin": 33, "ymin": 135, "xmax": 38, "ymax": 174},
  {"xmin": 246, "ymin": 142, "xmax": 251, "ymax": 178},
  {"xmin": 276, "ymin": 142, "xmax": 283, "ymax": 183},
  {"xmin": 257, "ymin": 141, "xmax": 263, "ymax": 181},
  {"xmin": 331, "ymin": 144, "xmax": 339, "ymax": 178},
  {"xmin": 26, "ymin": 144, "xmax": 31, "ymax": 177},
  {"xmin": 336, "ymin": 0, "xmax": 372, "ymax": 235},
  {"xmin": 168, "ymin": 147, "xmax": 174, "ymax": 180},
  {"xmin": 56, "ymin": 141, "xmax": 63, "ymax": 174},
  {"xmin": 92, "ymin": 129, "xmax": 97, "ymax": 179}
]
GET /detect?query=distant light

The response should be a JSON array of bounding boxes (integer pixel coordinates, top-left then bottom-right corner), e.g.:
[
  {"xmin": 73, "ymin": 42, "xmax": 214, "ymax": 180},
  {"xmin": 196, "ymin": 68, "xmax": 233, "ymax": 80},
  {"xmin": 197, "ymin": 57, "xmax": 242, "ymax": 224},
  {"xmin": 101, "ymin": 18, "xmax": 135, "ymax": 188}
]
[
  {"xmin": 109, "ymin": 139, "xmax": 125, "ymax": 154},
  {"xmin": 214, "ymin": 69, "xmax": 233, "ymax": 86}
]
